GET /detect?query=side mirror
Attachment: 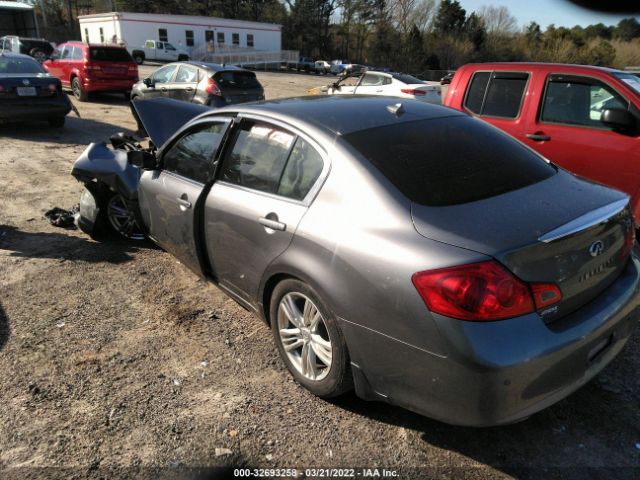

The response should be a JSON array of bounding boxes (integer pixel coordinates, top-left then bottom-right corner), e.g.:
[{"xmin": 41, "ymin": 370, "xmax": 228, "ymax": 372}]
[
  {"xmin": 602, "ymin": 108, "xmax": 636, "ymax": 132},
  {"xmin": 143, "ymin": 77, "xmax": 154, "ymax": 88},
  {"xmin": 127, "ymin": 150, "xmax": 157, "ymax": 169}
]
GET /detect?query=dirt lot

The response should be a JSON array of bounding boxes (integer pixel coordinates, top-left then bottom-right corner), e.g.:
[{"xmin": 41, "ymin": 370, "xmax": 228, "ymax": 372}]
[{"xmin": 1, "ymin": 69, "xmax": 639, "ymax": 480}]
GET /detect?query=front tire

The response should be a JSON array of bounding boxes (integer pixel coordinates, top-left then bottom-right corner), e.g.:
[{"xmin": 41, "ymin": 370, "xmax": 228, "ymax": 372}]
[
  {"xmin": 105, "ymin": 193, "xmax": 145, "ymax": 240},
  {"xmin": 71, "ymin": 77, "xmax": 89, "ymax": 102},
  {"xmin": 271, "ymin": 279, "xmax": 352, "ymax": 398}
]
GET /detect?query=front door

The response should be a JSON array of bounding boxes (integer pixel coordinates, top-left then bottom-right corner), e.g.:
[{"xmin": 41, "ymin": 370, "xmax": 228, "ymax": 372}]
[
  {"xmin": 138, "ymin": 119, "xmax": 231, "ymax": 275},
  {"xmin": 204, "ymin": 118, "xmax": 327, "ymax": 303},
  {"xmin": 522, "ymin": 74, "xmax": 640, "ymax": 211},
  {"xmin": 146, "ymin": 64, "xmax": 178, "ymax": 99}
]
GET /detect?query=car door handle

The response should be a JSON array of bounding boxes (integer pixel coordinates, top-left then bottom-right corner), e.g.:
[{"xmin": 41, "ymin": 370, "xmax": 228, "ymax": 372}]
[
  {"xmin": 185, "ymin": 87, "xmax": 194, "ymax": 92},
  {"xmin": 375, "ymin": 89, "xmax": 383, "ymax": 92},
  {"xmin": 526, "ymin": 133, "xmax": 551, "ymax": 142},
  {"xmin": 259, "ymin": 217, "xmax": 286, "ymax": 231},
  {"xmin": 176, "ymin": 197, "xmax": 192, "ymax": 209},
  {"xmin": 160, "ymin": 87, "xmax": 167, "ymax": 92}
]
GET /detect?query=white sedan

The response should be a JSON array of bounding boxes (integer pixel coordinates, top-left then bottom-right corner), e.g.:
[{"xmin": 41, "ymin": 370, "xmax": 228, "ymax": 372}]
[{"xmin": 325, "ymin": 71, "xmax": 441, "ymax": 104}]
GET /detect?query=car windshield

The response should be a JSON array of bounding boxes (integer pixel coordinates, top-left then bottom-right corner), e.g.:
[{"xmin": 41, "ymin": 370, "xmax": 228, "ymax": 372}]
[
  {"xmin": 614, "ymin": 72, "xmax": 640, "ymax": 95},
  {"xmin": 214, "ymin": 71, "xmax": 261, "ymax": 89},
  {"xmin": 392, "ymin": 73, "xmax": 426, "ymax": 84},
  {"xmin": 0, "ymin": 56, "xmax": 45, "ymax": 74},
  {"xmin": 343, "ymin": 116, "xmax": 556, "ymax": 206},
  {"xmin": 89, "ymin": 47, "xmax": 132, "ymax": 62}
]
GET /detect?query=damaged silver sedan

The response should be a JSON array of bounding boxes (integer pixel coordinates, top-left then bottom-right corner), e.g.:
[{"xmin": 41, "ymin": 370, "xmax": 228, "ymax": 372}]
[{"xmin": 72, "ymin": 96, "xmax": 640, "ymax": 426}]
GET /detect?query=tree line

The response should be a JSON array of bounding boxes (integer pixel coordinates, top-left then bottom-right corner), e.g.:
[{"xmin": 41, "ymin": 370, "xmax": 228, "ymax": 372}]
[{"xmin": 25, "ymin": 0, "xmax": 640, "ymax": 72}]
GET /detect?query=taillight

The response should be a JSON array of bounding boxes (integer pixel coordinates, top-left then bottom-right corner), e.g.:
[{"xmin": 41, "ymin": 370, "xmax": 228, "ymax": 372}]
[
  {"xmin": 530, "ymin": 283, "xmax": 562, "ymax": 309},
  {"xmin": 401, "ymin": 88, "xmax": 426, "ymax": 96},
  {"xmin": 85, "ymin": 62, "xmax": 101, "ymax": 72},
  {"xmin": 412, "ymin": 260, "xmax": 562, "ymax": 321},
  {"xmin": 128, "ymin": 64, "xmax": 138, "ymax": 76},
  {"xmin": 0, "ymin": 84, "xmax": 5, "ymax": 93},
  {"xmin": 206, "ymin": 78, "xmax": 221, "ymax": 96}
]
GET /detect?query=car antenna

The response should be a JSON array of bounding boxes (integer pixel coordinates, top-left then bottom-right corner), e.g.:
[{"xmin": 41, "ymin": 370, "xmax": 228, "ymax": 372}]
[{"xmin": 386, "ymin": 103, "xmax": 404, "ymax": 116}]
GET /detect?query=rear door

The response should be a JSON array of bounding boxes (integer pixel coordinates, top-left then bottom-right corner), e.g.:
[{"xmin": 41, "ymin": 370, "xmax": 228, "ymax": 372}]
[
  {"xmin": 137, "ymin": 119, "xmax": 232, "ymax": 274},
  {"xmin": 353, "ymin": 72, "xmax": 387, "ymax": 95},
  {"xmin": 204, "ymin": 117, "xmax": 327, "ymax": 303},
  {"xmin": 522, "ymin": 73, "xmax": 640, "ymax": 207},
  {"xmin": 165, "ymin": 64, "xmax": 198, "ymax": 102}
]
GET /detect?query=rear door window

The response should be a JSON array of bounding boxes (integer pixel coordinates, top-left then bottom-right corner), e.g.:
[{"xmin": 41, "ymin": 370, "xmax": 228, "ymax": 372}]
[
  {"xmin": 220, "ymin": 121, "xmax": 295, "ymax": 194},
  {"xmin": 175, "ymin": 65, "xmax": 198, "ymax": 83},
  {"xmin": 541, "ymin": 75, "xmax": 630, "ymax": 128},
  {"xmin": 277, "ymin": 137, "xmax": 325, "ymax": 201},
  {"xmin": 343, "ymin": 116, "xmax": 556, "ymax": 206},
  {"xmin": 71, "ymin": 47, "xmax": 83, "ymax": 60},
  {"xmin": 464, "ymin": 71, "xmax": 528, "ymax": 118}
]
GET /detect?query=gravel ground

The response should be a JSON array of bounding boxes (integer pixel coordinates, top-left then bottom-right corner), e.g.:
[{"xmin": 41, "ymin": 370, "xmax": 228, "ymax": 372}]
[{"xmin": 0, "ymin": 68, "xmax": 639, "ymax": 480}]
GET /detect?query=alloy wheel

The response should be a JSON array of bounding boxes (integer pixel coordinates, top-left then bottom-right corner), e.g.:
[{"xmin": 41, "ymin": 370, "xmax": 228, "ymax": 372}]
[
  {"xmin": 277, "ymin": 292, "xmax": 333, "ymax": 381},
  {"xmin": 106, "ymin": 194, "xmax": 145, "ymax": 240}
]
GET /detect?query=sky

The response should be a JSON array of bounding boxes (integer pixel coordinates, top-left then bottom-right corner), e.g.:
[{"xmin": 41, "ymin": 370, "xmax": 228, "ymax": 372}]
[{"xmin": 457, "ymin": 0, "xmax": 639, "ymax": 29}]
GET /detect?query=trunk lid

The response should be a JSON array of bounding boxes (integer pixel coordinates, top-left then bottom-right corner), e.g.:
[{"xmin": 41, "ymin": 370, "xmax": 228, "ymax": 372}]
[{"xmin": 411, "ymin": 171, "xmax": 634, "ymax": 322}]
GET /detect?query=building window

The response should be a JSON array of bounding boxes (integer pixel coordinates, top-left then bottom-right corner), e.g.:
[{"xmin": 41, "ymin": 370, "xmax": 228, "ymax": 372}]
[
  {"xmin": 84, "ymin": 28, "xmax": 89, "ymax": 43},
  {"xmin": 99, "ymin": 28, "xmax": 104, "ymax": 43},
  {"xmin": 217, "ymin": 32, "xmax": 225, "ymax": 44},
  {"xmin": 205, "ymin": 30, "xmax": 214, "ymax": 42},
  {"xmin": 232, "ymin": 33, "xmax": 239, "ymax": 45},
  {"xmin": 247, "ymin": 34, "xmax": 254, "ymax": 47},
  {"xmin": 185, "ymin": 30, "xmax": 194, "ymax": 47},
  {"xmin": 159, "ymin": 28, "xmax": 168, "ymax": 42}
]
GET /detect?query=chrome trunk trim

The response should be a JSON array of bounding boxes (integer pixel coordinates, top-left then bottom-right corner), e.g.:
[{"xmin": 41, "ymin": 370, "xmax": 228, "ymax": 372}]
[{"xmin": 538, "ymin": 198, "xmax": 629, "ymax": 243}]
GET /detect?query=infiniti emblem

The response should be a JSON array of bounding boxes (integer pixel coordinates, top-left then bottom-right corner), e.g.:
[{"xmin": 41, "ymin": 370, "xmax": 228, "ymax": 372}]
[
  {"xmin": 22, "ymin": 79, "xmax": 30, "ymax": 85},
  {"xmin": 589, "ymin": 240, "xmax": 605, "ymax": 257}
]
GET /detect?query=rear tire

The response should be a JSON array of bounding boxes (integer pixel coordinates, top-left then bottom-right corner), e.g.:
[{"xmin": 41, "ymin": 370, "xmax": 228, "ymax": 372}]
[
  {"xmin": 270, "ymin": 279, "xmax": 352, "ymax": 398},
  {"xmin": 71, "ymin": 77, "xmax": 89, "ymax": 102},
  {"xmin": 48, "ymin": 116, "xmax": 65, "ymax": 128}
]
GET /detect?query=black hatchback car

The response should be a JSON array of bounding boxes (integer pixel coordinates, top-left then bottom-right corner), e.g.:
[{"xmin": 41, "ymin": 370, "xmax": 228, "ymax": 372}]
[
  {"xmin": 130, "ymin": 61, "xmax": 264, "ymax": 107},
  {"xmin": 0, "ymin": 52, "xmax": 72, "ymax": 127}
]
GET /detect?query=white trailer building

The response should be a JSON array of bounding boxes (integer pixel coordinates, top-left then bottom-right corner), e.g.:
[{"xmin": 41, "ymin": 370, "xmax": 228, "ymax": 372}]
[{"xmin": 78, "ymin": 11, "xmax": 282, "ymax": 55}]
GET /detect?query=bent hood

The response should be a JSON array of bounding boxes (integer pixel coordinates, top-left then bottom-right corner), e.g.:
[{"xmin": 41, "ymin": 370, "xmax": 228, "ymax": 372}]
[{"xmin": 131, "ymin": 97, "xmax": 210, "ymax": 148}]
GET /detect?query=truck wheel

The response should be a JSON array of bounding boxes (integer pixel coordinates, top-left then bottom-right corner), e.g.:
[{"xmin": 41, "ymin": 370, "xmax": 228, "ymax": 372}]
[
  {"xmin": 48, "ymin": 116, "xmax": 65, "ymax": 128},
  {"xmin": 71, "ymin": 77, "xmax": 89, "ymax": 102},
  {"xmin": 133, "ymin": 53, "xmax": 144, "ymax": 65},
  {"xmin": 30, "ymin": 48, "xmax": 47, "ymax": 63},
  {"xmin": 178, "ymin": 54, "xmax": 189, "ymax": 61}
]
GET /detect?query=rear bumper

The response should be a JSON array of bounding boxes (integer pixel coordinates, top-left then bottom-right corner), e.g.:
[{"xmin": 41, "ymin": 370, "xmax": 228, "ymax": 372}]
[
  {"xmin": 342, "ymin": 252, "xmax": 640, "ymax": 426},
  {"xmin": 83, "ymin": 77, "xmax": 137, "ymax": 93},
  {"xmin": 0, "ymin": 97, "xmax": 71, "ymax": 121}
]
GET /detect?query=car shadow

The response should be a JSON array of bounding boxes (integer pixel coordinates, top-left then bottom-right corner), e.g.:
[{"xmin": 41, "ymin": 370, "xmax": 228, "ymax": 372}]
[
  {"xmin": 330, "ymin": 332, "xmax": 640, "ymax": 479},
  {"xmin": 0, "ymin": 224, "xmax": 144, "ymax": 264},
  {"xmin": 0, "ymin": 302, "xmax": 9, "ymax": 352},
  {"xmin": 77, "ymin": 93, "xmax": 131, "ymax": 106},
  {"xmin": 0, "ymin": 115, "xmax": 136, "ymax": 145}
]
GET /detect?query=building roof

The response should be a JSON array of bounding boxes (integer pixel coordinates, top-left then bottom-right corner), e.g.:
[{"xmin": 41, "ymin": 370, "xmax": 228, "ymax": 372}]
[
  {"xmin": 0, "ymin": 1, "xmax": 33, "ymax": 11},
  {"xmin": 78, "ymin": 11, "xmax": 281, "ymax": 31}
]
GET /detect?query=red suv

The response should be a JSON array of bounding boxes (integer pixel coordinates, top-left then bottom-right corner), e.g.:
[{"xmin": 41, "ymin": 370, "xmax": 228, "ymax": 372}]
[
  {"xmin": 43, "ymin": 42, "xmax": 138, "ymax": 101},
  {"xmin": 444, "ymin": 63, "xmax": 640, "ymax": 224}
]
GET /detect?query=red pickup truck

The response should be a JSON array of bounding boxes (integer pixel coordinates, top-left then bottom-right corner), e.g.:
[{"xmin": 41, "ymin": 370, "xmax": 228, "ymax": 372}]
[{"xmin": 444, "ymin": 63, "xmax": 640, "ymax": 224}]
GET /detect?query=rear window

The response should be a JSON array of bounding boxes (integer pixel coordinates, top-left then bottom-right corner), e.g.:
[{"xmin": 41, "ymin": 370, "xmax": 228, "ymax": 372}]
[
  {"xmin": 343, "ymin": 116, "xmax": 556, "ymax": 206},
  {"xmin": 0, "ymin": 56, "xmax": 45, "ymax": 74},
  {"xmin": 89, "ymin": 47, "xmax": 132, "ymax": 62},
  {"xmin": 392, "ymin": 73, "xmax": 425, "ymax": 84},
  {"xmin": 214, "ymin": 71, "xmax": 261, "ymax": 90}
]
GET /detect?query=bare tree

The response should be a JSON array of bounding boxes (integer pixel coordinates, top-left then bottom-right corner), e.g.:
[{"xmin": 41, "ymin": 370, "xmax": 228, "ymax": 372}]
[
  {"xmin": 478, "ymin": 5, "xmax": 517, "ymax": 35},
  {"xmin": 388, "ymin": 0, "xmax": 436, "ymax": 35}
]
